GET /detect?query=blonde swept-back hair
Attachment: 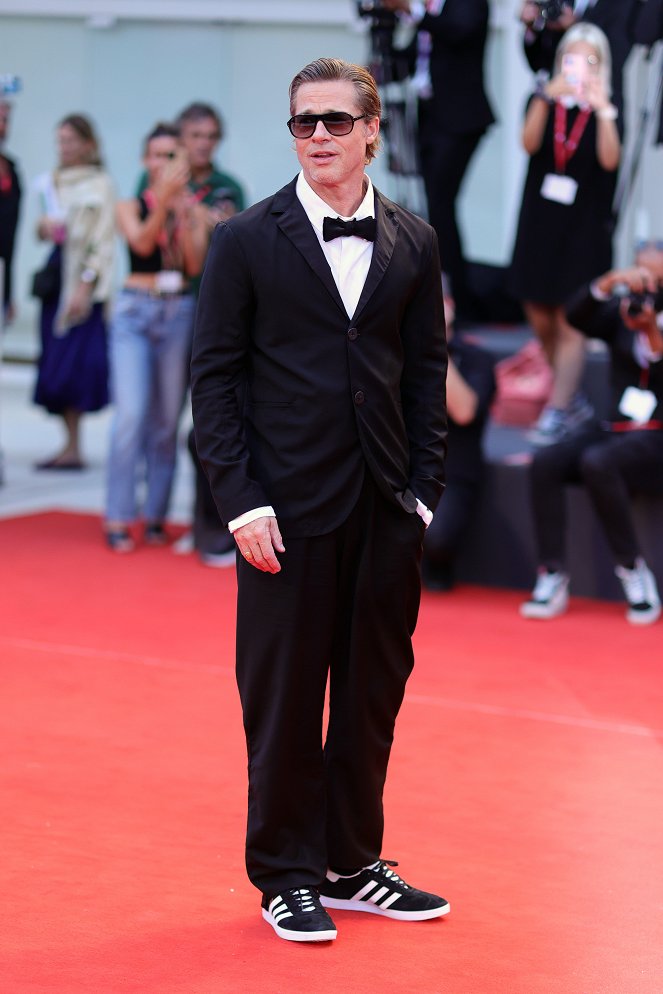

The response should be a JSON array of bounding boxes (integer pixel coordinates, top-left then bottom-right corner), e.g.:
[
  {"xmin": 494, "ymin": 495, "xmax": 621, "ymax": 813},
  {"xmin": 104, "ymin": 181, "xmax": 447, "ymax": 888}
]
[
  {"xmin": 289, "ymin": 57, "xmax": 382, "ymax": 164},
  {"xmin": 554, "ymin": 23, "xmax": 613, "ymax": 98}
]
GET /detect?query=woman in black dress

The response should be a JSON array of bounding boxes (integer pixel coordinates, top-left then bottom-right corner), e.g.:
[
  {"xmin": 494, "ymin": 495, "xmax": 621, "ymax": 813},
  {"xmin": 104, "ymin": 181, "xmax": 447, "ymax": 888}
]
[{"xmin": 509, "ymin": 23, "xmax": 621, "ymax": 445}]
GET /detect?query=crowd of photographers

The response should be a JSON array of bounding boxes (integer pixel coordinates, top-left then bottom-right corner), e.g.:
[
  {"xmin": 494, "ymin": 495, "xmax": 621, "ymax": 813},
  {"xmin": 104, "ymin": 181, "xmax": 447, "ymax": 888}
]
[{"xmin": 1, "ymin": 0, "xmax": 662, "ymax": 625}]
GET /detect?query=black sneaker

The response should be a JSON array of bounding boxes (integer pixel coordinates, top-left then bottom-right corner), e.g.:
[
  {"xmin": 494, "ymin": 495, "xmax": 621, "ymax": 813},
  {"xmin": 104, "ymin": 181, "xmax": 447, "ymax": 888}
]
[
  {"xmin": 319, "ymin": 860, "xmax": 449, "ymax": 921},
  {"xmin": 144, "ymin": 522, "xmax": 168, "ymax": 546},
  {"xmin": 261, "ymin": 887, "xmax": 337, "ymax": 942}
]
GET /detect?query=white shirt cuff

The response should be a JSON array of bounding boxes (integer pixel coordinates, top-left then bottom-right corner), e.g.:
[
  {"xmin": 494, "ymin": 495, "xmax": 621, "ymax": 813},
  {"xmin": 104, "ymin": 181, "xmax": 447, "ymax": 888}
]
[
  {"xmin": 228, "ymin": 506, "xmax": 276, "ymax": 533},
  {"xmin": 416, "ymin": 497, "xmax": 433, "ymax": 528},
  {"xmin": 590, "ymin": 280, "xmax": 610, "ymax": 302},
  {"xmin": 409, "ymin": 1, "xmax": 426, "ymax": 21},
  {"xmin": 635, "ymin": 334, "xmax": 663, "ymax": 366}
]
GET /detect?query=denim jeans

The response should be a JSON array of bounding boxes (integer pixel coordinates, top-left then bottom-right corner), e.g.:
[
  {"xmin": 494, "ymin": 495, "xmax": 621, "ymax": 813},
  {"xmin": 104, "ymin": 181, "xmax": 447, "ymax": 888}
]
[{"xmin": 106, "ymin": 288, "xmax": 195, "ymax": 523}]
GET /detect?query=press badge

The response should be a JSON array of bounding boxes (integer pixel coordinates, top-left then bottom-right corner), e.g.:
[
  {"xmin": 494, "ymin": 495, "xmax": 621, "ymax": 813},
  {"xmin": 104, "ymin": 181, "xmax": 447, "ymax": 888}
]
[
  {"xmin": 619, "ymin": 386, "xmax": 657, "ymax": 424},
  {"xmin": 540, "ymin": 174, "xmax": 578, "ymax": 205}
]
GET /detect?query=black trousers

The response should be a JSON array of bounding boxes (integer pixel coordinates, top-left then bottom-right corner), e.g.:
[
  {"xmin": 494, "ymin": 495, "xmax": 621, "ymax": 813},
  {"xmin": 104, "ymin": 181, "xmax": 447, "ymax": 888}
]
[
  {"xmin": 418, "ymin": 126, "xmax": 484, "ymax": 316},
  {"xmin": 423, "ymin": 478, "xmax": 481, "ymax": 568},
  {"xmin": 235, "ymin": 473, "xmax": 424, "ymax": 894},
  {"xmin": 530, "ymin": 424, "xmax": 663, "ymax": 569}
]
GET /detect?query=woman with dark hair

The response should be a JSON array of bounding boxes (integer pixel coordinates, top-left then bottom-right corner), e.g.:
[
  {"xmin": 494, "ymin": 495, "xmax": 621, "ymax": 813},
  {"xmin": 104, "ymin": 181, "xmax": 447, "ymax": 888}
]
[
  {"xmin": 104, "ymin": 123, "xmax": 208, "ymax": 552},
  {"xmin": 33, "ymin": 113, "xmax": 115, "ymax": 468}
]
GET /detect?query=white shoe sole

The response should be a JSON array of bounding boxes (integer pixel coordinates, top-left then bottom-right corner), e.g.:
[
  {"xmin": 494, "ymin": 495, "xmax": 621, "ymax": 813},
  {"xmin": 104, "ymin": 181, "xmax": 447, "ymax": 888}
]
[
  {"xmin": 319, "ymin": 896, "xmax": 450, "ymax": 921},
  {"xmin": 261, "ymin": 908, "xmax": 337, "ymax": 942},
  {"xmin": 519, "ymin": 598, "xmax": 568, "ymax": 620},
  {"xmin": 626, "ymin": 604, "xmax": 661, "ymax": 625}
]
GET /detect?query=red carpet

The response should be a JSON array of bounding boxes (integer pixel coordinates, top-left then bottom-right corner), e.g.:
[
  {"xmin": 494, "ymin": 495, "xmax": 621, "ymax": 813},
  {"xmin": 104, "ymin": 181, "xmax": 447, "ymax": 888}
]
[{"xmin": 1, "ymin": 511, "xmax": 662, "ymax": 993}]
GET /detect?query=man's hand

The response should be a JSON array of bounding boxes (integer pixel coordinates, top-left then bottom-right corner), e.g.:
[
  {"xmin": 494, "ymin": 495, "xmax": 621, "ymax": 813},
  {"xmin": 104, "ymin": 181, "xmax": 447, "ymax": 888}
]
[
  {"xmin": 234, "ymin": 515, "xmax": 285, "ymax": 574},
  {"xmin": 520, "ymin": 1, "xmax": 541, "ymax": 26},
  {"xmin": 623, "ymin": 299, "xmax": 662, "ymax": 349},
  {"xmin": 595, "ymin": 266, "xmax": 659, "ymax": 299}
]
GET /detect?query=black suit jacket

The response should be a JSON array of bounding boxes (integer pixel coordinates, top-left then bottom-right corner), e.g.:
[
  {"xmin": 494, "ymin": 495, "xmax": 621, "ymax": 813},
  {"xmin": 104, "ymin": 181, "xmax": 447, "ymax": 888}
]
[
  {"xmin": 191, "ymin": 177, "xmax": 448, "ymax": 537},
  {"xmin": 416, "ymin": 0, "xmax": 495, "ymax": 136}
]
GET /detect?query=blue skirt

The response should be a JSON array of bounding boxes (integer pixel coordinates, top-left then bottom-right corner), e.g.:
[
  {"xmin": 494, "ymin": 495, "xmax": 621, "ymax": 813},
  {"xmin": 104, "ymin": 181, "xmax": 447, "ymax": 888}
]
[{"xmin": 34, "ymin": 251, "xmax": 109, "ymax": 415}]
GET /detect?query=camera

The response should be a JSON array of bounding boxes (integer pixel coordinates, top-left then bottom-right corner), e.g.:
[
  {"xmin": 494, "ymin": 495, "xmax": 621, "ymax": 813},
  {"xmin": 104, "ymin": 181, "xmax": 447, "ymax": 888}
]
[
  {"xmin": 356, "ymin": 0, "xmax": 396, "ymax": 25},
  {"xmin": 535, "ymin": 0, "xmax": 566, "ymax": 22},
  {"xmin": 613, "ymin": 283, "xmax": 663, "ymax": 317},
  {"xmin": 625, "ymin": 287, "xmax": 663, "ymax": 318}
]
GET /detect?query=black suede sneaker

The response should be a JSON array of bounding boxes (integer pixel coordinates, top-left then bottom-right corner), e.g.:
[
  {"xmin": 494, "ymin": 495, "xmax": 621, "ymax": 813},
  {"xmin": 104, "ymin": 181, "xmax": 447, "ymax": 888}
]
[
  {"xmin": 261, "ymin": 887, "xmax": 338, "ymax": 942},
  {"xmin": 319, "ymin": 860, "xmax": 450, "ymax": 921}
]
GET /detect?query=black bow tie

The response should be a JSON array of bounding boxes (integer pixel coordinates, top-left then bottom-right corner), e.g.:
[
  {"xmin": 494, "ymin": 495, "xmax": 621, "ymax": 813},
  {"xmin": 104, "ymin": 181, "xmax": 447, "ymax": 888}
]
[{"xmin": 322, "ymin": 215, "xmax": 377, "ymax": 242}]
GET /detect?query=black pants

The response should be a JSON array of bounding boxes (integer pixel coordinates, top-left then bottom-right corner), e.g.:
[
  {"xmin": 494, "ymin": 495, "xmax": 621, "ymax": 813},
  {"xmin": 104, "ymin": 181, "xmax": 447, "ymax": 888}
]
[
  {"xmin": 423, "ymin": 479, "xmax": 481, "ymax": 568},
  {"xmin": 235, "ymin": 474, "xmax": 424, "ymax": 894},
  {"xmin": 418, "ymin": 126, "xmax": 484, "ymax": 316},
  {"xmin": 530, "ymin": 424, "xmax": 663, "ymax": 569}
]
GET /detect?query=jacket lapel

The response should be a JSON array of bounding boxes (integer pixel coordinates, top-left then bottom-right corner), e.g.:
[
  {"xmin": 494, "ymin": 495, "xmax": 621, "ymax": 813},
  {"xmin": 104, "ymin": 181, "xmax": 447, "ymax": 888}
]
[
  {"xmin": 351, "ymin": 188, "xmax": 398, "ymax": 322},
  {"xmin": 272, "ymin": 179, "xmax": 346, "ymax": 316}
]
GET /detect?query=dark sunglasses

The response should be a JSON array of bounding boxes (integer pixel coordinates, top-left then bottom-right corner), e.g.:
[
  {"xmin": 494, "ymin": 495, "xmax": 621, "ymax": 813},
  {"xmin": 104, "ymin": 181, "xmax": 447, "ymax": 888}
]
[{"xmin": 287, "ymin": 112, "xmax": 368, "ymax": 139}]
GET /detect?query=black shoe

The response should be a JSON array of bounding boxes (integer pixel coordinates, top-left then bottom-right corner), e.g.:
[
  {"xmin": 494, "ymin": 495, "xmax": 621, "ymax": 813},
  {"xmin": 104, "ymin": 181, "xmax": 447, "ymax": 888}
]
[
  {"xmin": 261, "ymin": 887, "xmax": 337, "ymax": 942},
  {"xmin": 319, "ymin": 860, "xmax": 449, "ymax": 921},
  {"xmin": 105, "ymin": 527, "xmax": 135, "ymax": 553},
  {"xmin": 144, "ymin": 522, "xmax": 168, "ymax": 546}
]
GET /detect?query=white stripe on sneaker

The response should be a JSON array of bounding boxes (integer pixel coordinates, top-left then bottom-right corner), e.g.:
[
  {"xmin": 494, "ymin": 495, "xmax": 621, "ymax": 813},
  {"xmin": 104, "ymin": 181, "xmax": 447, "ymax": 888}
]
[
  {"xmin": 378, "ymin": 891, "xmax": 401, "ymax": 909},
  {"xmin": 368, "ymin": 886, "xmax": 390, "ymax": 904},
  {"xmin": 352, "ymin": 880, "xmax": 379, "ymax": 901}
]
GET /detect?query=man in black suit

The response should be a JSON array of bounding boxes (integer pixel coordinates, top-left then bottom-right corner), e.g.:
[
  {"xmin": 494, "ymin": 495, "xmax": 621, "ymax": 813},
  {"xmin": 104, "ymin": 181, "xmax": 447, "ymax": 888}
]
[
  {"xmin": 0, "ymin": 98, "xmax": 21, "ymax": 324},
  {"xmin": 520, "ymin": 0, "xmax": 639, "ymax": 119},
  {"xmin": 383, "ymin": 0, "xmax": 495, "ymax": 320},
  {"xmin": 191, "ymin": 57, "xmax": 449, "ymax": 943}
]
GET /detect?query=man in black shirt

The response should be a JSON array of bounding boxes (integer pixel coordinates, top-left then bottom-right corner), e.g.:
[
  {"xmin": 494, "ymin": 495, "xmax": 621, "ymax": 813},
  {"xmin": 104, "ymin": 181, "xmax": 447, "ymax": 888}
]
[
  {"xmin": 520, "ymin": 244, "xmax": 663, "ymax": 625},
  {"xmin": 422, "ymin": 283, "xmax": 495, "ymax": 590},
  {"xmin": 0, "ymin": 99, "xmax": 21, "ymax": 324}
]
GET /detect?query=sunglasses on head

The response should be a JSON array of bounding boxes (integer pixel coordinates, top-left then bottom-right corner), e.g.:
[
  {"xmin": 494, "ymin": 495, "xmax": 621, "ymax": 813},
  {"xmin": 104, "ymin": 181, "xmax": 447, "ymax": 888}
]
[{"xmin": 287, "ymin": 112, "xmax": 368, "ymax": 139}]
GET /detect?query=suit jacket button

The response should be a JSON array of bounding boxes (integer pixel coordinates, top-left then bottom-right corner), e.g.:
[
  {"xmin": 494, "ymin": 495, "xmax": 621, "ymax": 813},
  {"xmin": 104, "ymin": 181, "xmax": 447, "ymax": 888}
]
[
  {"xmin": 348, "ymin": 327, "xmax": 358, "ymax": 341},
  {"xmin": 354, "ymin": 390, "xmax": 365, "ymax": 405}
]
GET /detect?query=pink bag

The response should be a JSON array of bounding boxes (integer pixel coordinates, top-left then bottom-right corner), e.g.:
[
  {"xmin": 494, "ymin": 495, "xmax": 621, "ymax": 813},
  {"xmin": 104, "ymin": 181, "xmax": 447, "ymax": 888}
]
[{"xmin": 491, "ymin": 340, "xmax": 554, "ymax": 427}]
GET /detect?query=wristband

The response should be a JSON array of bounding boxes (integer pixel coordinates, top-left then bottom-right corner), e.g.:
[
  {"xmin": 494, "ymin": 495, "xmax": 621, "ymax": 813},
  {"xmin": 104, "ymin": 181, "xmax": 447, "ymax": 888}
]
[{"xmin": 596, "ymin": 105, "xmax": 618, "ymax": 121}]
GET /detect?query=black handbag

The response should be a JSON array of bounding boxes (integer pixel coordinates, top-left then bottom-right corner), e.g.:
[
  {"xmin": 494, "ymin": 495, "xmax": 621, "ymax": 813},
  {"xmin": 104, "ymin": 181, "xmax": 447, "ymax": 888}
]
[{"xmin": 31, "ymin": 249, "xmax": 61, "ymax": 302}]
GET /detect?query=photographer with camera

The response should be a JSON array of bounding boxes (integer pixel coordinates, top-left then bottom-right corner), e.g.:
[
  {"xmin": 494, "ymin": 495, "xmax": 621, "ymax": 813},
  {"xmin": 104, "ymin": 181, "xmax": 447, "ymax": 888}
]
[
  {"xmin": 381, "ymin": 0, "xmax": 494, "ymax": 321},
  {"xmin": 519, "ymin": 1, "xmax": 639, "ymax": 120},
  {"xmin": 520, "ymin": 241, "xmax": 663, "ymax": 626},
  {"xmin": 104, "ymin": 123, "xmax": 208, "ymax": 552}
]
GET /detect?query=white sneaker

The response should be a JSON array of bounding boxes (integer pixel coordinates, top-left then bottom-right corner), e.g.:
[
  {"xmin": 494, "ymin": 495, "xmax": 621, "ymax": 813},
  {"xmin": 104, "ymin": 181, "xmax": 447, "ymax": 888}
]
[
  {"xmin": 520, "ymin": 569, "xmax": 570, "ymax": 619},
  {"xmin": 527, "ymin": 407, "xmax": 567, "ymax": 447},
  {"xmin": 615, "ymin": 558, "xmax": 661, "ymax": 625}
]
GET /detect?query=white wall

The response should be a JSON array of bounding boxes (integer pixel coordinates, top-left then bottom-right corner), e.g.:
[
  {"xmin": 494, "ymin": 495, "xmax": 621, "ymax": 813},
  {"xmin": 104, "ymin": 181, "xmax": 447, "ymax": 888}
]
[{"xmin": 1, "ymin": 0, "xmax": 661, "ymax": 348}]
